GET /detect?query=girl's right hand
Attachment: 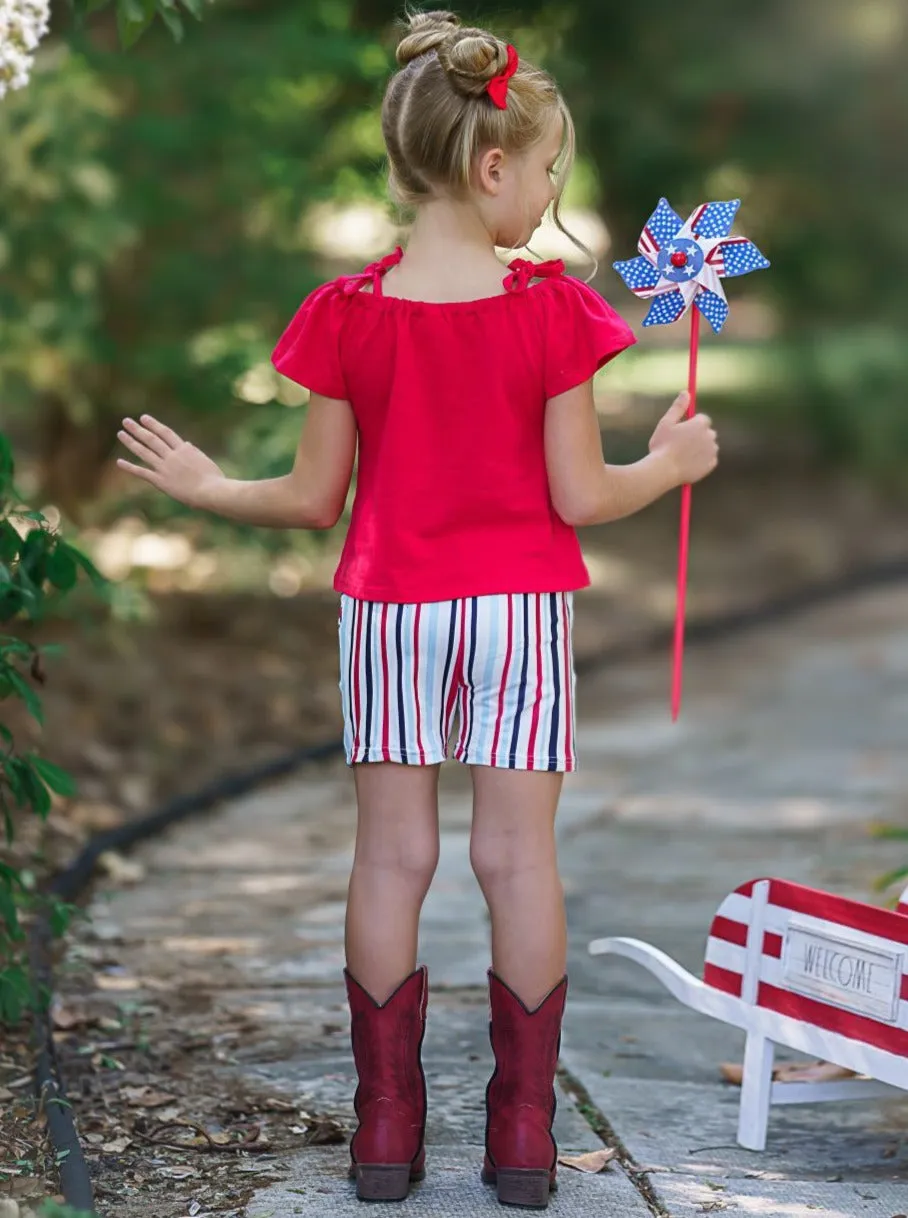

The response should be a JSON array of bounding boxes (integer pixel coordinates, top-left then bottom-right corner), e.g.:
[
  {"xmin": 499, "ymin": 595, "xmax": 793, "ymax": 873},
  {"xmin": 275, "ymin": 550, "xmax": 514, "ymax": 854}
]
[
  {"xmin": 648, "ymin": 392, "xmax": 719, "ymax": 486},
  {"xmin": 117, "ymin": 415, "xmax": 224, "ymax": 509}
]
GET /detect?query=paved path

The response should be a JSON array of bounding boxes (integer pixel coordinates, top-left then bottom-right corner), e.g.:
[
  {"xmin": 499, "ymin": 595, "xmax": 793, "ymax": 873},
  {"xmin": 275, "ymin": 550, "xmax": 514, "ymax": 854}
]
[{"xmin": 87, "ymin": 584, "xmax": 908, "ymax": 1216}]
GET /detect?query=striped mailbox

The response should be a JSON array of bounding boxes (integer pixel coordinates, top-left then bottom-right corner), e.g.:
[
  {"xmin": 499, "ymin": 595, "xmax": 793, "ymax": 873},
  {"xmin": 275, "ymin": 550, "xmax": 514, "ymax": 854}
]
[{"xmin": 589, "ymin": 877, "xmax": 908, "ymax": 1151}]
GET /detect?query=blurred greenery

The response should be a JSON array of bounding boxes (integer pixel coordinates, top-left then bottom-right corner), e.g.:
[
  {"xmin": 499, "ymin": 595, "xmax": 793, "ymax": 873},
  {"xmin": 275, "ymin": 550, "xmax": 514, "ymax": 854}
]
[{"xmin": 1, "ymin": 0, "xmax": 907, "ymax": 535}]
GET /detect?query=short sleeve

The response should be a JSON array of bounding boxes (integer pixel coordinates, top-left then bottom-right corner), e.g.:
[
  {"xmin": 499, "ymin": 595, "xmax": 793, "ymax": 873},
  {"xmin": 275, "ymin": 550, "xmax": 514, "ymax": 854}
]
[
  {"xmin": 271, "ymin": 282, "xmax": 349, "ymax": 400},
  {"xmin": 543, "ymin": 277, "xmax": 637, "ymax": 399}
]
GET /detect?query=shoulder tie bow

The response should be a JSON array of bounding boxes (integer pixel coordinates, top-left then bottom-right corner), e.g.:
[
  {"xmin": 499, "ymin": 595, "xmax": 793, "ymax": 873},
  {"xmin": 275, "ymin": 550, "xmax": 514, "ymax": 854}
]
[
  {"xmin": 504, "ymin": 257, "xmax": 565, "ymax": 294},
  {"xmin": 337, "ymin": 246, "xmax": 404, "ymax": 296}
]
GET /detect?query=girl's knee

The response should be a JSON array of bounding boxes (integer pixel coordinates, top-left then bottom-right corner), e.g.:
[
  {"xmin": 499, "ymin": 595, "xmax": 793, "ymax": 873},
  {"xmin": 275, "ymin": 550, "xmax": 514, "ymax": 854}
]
[
  {"xmin": 469, "ymin": 827, "xmax": 558, "ymax": 894},
  {"xmin": 355, "ymin": 830, "xmax": 439, "ymax": 892}
]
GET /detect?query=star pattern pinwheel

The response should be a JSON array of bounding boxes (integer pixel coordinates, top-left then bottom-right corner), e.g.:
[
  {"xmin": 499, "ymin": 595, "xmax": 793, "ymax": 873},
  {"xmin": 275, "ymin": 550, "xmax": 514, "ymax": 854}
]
[{"xmin": 613, "ymin": 198, "xmax": 769, "ymax": 334}]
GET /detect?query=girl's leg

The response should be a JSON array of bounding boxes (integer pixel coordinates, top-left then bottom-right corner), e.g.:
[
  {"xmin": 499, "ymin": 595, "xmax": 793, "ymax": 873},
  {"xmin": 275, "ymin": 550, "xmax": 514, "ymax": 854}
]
[
  {"xmin": 469, "ymin": 767, "xmax": 565, "ymax": 1010},
  {"xmin": 345, "ymin": 761, "xmax": 441, "ymax": 1003}
]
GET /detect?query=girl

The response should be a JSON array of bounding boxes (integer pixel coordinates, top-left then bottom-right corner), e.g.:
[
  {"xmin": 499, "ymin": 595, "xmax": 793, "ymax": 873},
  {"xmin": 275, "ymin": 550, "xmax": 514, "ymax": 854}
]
[{"xmin": 117, "ymin": 9, "xmax": 718, "ymax": 1209}]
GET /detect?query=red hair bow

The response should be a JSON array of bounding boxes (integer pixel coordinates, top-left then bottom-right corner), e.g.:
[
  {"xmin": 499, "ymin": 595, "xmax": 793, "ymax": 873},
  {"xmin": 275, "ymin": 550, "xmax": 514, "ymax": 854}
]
[{"xmin": 486, "ymin": 45, "xmax": 518, "ymax": 110}]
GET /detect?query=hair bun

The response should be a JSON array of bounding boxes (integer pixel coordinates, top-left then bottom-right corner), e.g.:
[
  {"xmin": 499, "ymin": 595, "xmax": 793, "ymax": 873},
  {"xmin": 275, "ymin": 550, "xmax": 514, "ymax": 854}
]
[
  {"xmin": 396, "ymin": 10, "xmax": 460, "ymax": 67},
  {"xmin": 439, "ymin": 32, "xmax": 510, "ymax": 100}
]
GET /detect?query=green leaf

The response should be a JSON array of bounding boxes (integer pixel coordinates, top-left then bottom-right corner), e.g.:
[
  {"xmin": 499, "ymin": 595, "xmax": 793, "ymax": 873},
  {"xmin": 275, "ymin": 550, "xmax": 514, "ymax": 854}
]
[
  {"xmin": 70, "ymin": 548, "xmax": 109, "ymax": 593},
  {"xmin": 50, "ymin": 901, "xmax": 75, "ymax": 937},
  {"xmin": 0, "ymin": 434, "xmax": 13, "ymax": 485},
  {"xmin": 160, "ymin": 5, "xmax": 184, "ymax": 39},
  {"xmin": 0, "ymin": 634, "xmax": 33, "ymax": 656},
  {"xmin": 6, "ymin": 670, "xmax": 43, "ymax": 724},
  {"xmin": 45, "ymin": 546, "xmax": 79, "ymax": 592},
  {"xmin": 1, "ymin": 797, "xmax": 13, "ymax": 847},
  {"xmin": 0, "ymin": 962, "xmax": 31, "ymax": 1021},
  {"xmin": 31, "ymin": 756, "xmax": 78, "ymax": 798},
  {"xmin": 871, "ymin": 824, "xmax": 908, "ymax": 841},
  {"xmin": 181, "ymin": 0, "xmax": 204, "ymax": 19},
  {"xmin": 22, "ymin": 766, "xmax": 52, "ymax": 818},
  {"xmin": 874, "ymin": 865, "xmax": 908, "ymax": 892},
  {"xmin": 0, "ymin": 522, "xmax": 19, "ymax": 564},
  {"xmin": 0, "ymin": 883, "xmax": 22, "ymax": 937},
  {"xmin": 117, "ymin": 0, "xmax": 156, "ymax": 47},
  {"xmin": 19, "ymin": 529, "xmax": 49, "ymax": 588},
  {"xmin": 2, "ymin": 757, "xmax": 29, "ymax": 807},
  {"xmin": 0, "ymin": 978, "xmax": 23, "ymax": 1025}
]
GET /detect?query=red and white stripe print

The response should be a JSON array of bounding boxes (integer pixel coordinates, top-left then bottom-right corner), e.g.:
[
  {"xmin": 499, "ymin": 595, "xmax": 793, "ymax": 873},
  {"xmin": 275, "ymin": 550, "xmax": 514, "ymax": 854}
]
[
  {"xmin": 704, "ymin": 878, "xmax": 908, "ymax": 1057},
  {"xmin": 338, "ymin": 592, "xmax": 576, "ymax": 772}
]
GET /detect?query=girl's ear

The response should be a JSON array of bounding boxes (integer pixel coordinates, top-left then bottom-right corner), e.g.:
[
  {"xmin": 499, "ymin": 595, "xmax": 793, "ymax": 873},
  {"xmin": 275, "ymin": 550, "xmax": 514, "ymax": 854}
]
[{"xmin": 476, "ymin": 146, "xmax": 506, "ymax": 195}]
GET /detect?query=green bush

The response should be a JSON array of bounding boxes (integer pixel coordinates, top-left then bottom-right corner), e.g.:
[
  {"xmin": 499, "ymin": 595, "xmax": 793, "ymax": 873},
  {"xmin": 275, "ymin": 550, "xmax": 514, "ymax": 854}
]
[{"xmin": 0, "ymin": 432, "xmax": 105, "ymax": 1024}]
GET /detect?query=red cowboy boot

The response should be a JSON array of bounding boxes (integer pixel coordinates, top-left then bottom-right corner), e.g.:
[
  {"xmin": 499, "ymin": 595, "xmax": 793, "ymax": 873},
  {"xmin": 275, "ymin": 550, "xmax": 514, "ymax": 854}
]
[
  {"xmin": 344, "ymin": 966, "xmax": 428, "ymax": 1202},
  {"xmin": 481, "ymin": 970, "xmax": 568, "ymax": 1209}
]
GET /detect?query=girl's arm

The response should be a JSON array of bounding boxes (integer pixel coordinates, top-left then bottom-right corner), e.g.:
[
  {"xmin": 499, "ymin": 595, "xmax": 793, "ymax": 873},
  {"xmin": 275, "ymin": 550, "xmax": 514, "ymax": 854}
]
[
  {"xmin": 117, "ymin": 393, "xmax": 357, "ymax": 530},
  {"xmin": 544, "ymin": 382, "xmax": 718, "ymax": 528}
]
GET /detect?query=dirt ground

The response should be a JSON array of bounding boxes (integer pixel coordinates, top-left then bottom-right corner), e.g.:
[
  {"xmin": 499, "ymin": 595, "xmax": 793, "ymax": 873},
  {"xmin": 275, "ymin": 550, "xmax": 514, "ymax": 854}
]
[{"xmin": 3, "ymin": 454, "xmax": 908, "ymax": 1213}]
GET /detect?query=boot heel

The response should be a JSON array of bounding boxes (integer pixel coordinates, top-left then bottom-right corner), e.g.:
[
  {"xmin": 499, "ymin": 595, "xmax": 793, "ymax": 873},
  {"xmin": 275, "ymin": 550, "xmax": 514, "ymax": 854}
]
[
  {"xmin": 355, "ymin": 1163, "xmax": 413, "ymax": 1201},
  {"xmin": 496, "ymin": 1168, "xmax": 552, "ymax": 1209}
]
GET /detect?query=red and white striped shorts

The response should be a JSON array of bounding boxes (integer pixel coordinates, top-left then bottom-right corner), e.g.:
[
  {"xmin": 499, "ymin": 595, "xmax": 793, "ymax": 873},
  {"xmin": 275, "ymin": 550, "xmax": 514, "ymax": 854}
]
[{"xmin": 338, "ymin": 592, "xmax": 576, "ymax": 771}]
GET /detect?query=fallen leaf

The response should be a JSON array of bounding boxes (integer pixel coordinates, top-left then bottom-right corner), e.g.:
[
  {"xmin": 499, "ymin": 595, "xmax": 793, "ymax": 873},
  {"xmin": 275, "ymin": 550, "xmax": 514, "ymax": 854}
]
[
  {"xmin": 52, "ymin": 1004, "xmax": 90, "ymax": 1031},
  {"xmin": 773, "ymin": 1061, "xmax": 858, "ymax": 1084},
  {"xmin": 720, "ymin": 1059, "xmax": 859, "ymax": 1086},
  {"xmin": 101, "ymin": 1136, "xmax": 132, "ymax": 1153},
  {"xmin": 189, "ymin": 1204, "xmax": 202, "ymax": 1217},
  {"xmin": 69, "ymin": 800, "xmax": 125, "ymax": 830},
  {"xmin": 94, "ymin": 973, "xmax": 140, "ymax": 992},
  {"xmin": 9, "ymin": 1178, "xmax": 44, "ymax": 1199},
  {"xmin": 0, "ymin": 1086, "xmax": 13, "ymax": 1102},
  {"xmin": 97, "ymin": 851, "xmax": 146, "ymax": 884},
  {"xmin": 301, "ymin": 1115, "xmax": 346, "ymax": 1146},
  {"xmin": 121, "ymin": 1085, "xmax": 176, "ymax": 1109},
  {"xmin": 557, "ymin": 1148, "xmax": 618, "ymax": 1174},
  {"xmin": 158, "ymin": 1166, "xmax": 198, "ymax": 1179}
]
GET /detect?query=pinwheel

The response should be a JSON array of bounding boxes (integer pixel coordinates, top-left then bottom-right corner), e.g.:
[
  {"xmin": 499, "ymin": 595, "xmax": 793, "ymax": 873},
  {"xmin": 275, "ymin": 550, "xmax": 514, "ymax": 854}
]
[{"xmin": 613, "ymin": 198, "xmax": 769, "ymax": 719}]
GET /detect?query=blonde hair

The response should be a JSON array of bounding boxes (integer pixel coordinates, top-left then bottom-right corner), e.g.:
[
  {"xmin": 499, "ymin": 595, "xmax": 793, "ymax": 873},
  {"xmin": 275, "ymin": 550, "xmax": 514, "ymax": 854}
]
[{"xmin": 382, "ymin": 9, "xmax": 587, "ymax": 261}]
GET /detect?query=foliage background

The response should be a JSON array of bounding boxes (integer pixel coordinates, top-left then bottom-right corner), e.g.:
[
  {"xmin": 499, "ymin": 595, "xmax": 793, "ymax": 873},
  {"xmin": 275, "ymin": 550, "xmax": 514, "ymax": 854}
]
[{"xmin": 3, "ymin": 0, "xmax": 907, "ymax": 519}]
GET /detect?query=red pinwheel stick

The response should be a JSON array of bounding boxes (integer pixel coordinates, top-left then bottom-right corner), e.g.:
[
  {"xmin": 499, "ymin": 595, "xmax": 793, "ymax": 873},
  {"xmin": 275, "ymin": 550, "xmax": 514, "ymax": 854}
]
[{"xmin": 671, "ymin": 307, "xmax": 701, "ymax": 721}]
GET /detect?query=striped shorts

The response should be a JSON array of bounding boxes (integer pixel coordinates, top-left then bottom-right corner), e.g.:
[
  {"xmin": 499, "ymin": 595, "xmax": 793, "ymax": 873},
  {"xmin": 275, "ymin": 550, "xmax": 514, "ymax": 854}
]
[{"xmin": 338, "ymin": 593, "xmax": 576, "ymax": 772}]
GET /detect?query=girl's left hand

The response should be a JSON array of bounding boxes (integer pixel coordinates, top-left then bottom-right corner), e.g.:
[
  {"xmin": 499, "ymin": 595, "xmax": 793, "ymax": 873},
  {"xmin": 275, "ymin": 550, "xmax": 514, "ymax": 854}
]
[{"xmin": 117, "ymin": 415, "xmax": 224, "ymax": 509}]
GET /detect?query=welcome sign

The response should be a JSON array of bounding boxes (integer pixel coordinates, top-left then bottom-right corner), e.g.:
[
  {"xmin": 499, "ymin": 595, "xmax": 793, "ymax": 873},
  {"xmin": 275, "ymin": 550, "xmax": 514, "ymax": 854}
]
[{"xmin": 782, "ymin": 920, "xmax": 903, "ymax": 1024}]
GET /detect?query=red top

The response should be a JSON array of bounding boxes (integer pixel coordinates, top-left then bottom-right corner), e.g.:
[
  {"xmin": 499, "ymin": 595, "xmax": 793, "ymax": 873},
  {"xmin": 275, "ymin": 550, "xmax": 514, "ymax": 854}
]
[{"xmin": 272, "ymin": 247, "xmax": 636, "ymax": 604}]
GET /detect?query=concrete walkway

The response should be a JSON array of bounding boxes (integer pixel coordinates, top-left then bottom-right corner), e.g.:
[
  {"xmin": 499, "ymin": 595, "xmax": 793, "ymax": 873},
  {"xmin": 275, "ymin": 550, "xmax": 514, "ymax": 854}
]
[{"xmin": 88, "ymin": 583, "xmax": 908, "ymax": 1216}]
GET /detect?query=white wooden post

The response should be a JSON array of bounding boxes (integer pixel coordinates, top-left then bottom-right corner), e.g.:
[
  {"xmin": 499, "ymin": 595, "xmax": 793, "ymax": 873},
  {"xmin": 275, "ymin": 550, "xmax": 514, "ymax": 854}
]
[
  {"xmin": 738, "ymin": 1031, "xmax": 775, "ymax": 1150},
  {"xmin": 735, "ymin": 880, "xmax": 774, "ymax": 1150}
]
